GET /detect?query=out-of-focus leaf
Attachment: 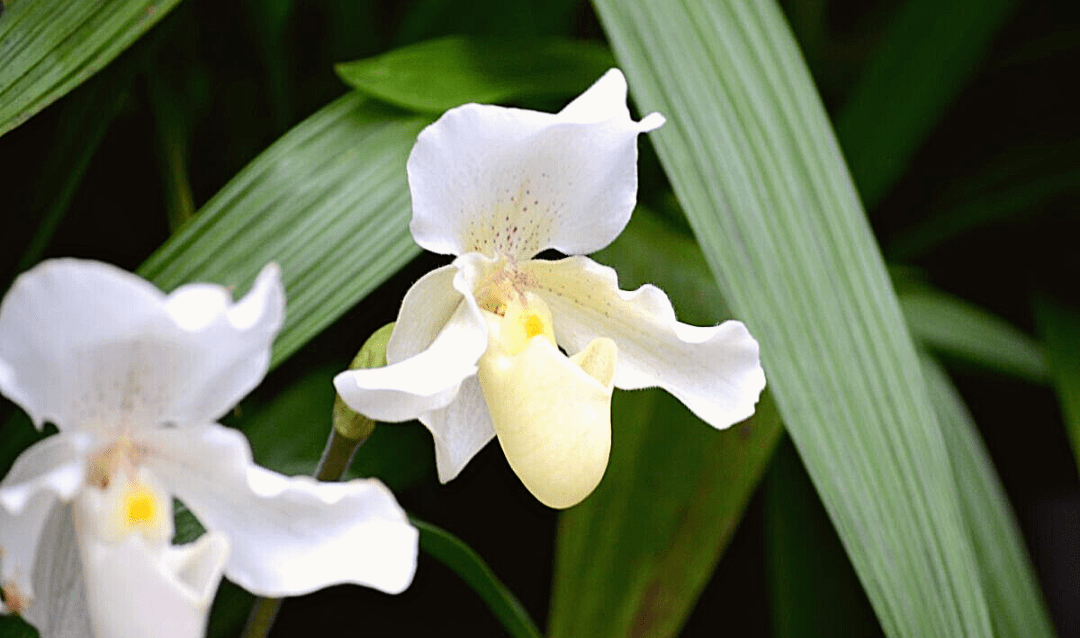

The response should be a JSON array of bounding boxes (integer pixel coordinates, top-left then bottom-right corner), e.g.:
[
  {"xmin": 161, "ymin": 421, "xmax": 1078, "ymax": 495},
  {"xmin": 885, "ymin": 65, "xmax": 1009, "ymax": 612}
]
[
  {"xmin": 552, "ymin": 390, "xmax": 782, "ymax": 638},
  {"xmin": 138, "ymin": 93, "xmax": 430, "ymax": 368},
  {"xmin": 921, "ymin": 353, "xmax": 1057, "ymax": 638},
  {"xmin": 549, "ymin": 206, "xmax": 784, "ymax": 638},
  {"xmin": 765, "ymin": 437, "xmax": 882, "ymax": 638},
  {"xmin": 888, "ymin": 138, "xmax": 1080, "ymax": 258},
  {"xmin": 1034, "ymin": 295, "xmax": 1080, "ymax": 478},
  {"xmin": 0, "ymin": 614, "xmax": 38, "ymax": 638},
  {"xmin": 237, "ymin": 366, "xmax": 435, "ymax": 492},
  {"xmin": 12, "ymin": 63, "xmax": 132, "ymax": 276},
  {"xmin": 899, "ymin": 287, "xmax": 1047, "ymax": 382},
  {"xmin": 412, "ymin": 519, "xmax": 542, "ymax": 638},
  {"xmin": 595, "ymin": 1, "xmax": 996, "ymax": 636},
  {"xmin": 335, "ymin": 36, "xmax": 615, "ymax": 113},
  {"xmin": 0, "ymin": 0, "xmax": 181, "ymax": 137},
  {"xmin": 835, "ymin": 0, "xmax": 1016, "ymax": 208},
  {"xmin": 394, "ymin": 0, "xmax": 583, "ymax": 56}
]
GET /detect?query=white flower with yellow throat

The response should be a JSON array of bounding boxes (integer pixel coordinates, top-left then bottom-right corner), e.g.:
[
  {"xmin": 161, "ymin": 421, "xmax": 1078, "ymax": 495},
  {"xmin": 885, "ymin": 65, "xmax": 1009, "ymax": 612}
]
[
  {"xmin": 0, "ymin": 260, "xmax": 417, "ymax": 638},
  {"xmin": 334, "ymin": 69, "xmax": 766, "ymax": 509}
]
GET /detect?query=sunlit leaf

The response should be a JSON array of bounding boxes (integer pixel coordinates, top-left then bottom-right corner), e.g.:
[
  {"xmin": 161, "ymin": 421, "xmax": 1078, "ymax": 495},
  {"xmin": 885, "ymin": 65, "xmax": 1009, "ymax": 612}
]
[
  {"xmin": 920, "ymin": 353, "xmax": 1057, "ymax": 638},
  {"xmin": 0, "ymin": 0, "xmax": 181, "ymax": 137},
  {"xmin": 335, "ymin": 36, "xmax": 615, "ymax": 113},
  {"xmin": 138, "ymin": 92, "xmax": 429, "ymax": 368},
  {"xmin": 594, "ymin": 1, "xmax": 997, "ymax": 635}
]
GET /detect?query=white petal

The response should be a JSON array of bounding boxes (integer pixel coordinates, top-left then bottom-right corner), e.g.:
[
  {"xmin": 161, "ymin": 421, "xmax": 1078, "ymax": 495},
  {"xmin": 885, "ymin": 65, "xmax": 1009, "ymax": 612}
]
[
  {"xmin": 407, "ymin": 69, "xmax": 663, "ymax": 260},
  {"xmin": 0, "ymin": 260, "xmax": 284, "ymax": 432},
  {"xmin": 0, "ymin": 433, "xmax": 90, "ymax": 609},
  {"xmin": 478, "ymin": 328, "xmax": 616, "ymax": 509},
  {"xmin": 76, "ymin": 528, "xmax": 228, "ymax": 638},
  {"xmin": 421, "ymin": 375, "xmax": 496, "ymax": 483},
  {"xmin": 142, "ymin": 425, "xmax": 418, "ymax": 596},
  {"xmin": 335, "ymin": 255, "xmax": 494, "ymax": 423},
  {"xmin": 524, "ymin": 256, "xmax": 766, "ymax": 429},
  {"xmin": 20, "ymin": 503, "xmax": 94, "ymax": 638}
]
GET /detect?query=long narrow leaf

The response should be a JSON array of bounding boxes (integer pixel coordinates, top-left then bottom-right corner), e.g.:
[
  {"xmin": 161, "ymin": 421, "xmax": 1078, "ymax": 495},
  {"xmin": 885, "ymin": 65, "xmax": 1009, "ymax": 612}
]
[
  {"xmin": 0, "ymin": 0, "xmax": 181, "ymax": 137},
  {"xmin": 899, "ymin": 287, "xmax": 1047, "ymax": 382},
  {"xmin": 549, "ymin": 208, "xmax": 783, "ymax": 638},
  {"xmin": 920, "ymin": 353, "xmax": 1057, "ymax": 638},
  {"xmin": 765, "ymin": 438, "xmax": 882, "ymax": 638},
  {"xmin": 412, "ymin": 519, "xmax": 542, "ymax": 638},
  {"xmin": 139, "ymin": 93, "xmax": 429, "ymax": 367},
  {"xmin": 1034, "ymin": 295, "xmax": 1080, "ymax": 478},
  {"xmin": 835, "ymin": 0, "xmax": 1015, "ymax": 207},
  {"xmin": 594, "ymin": 1, "xmax": 994, "ymax": 636}
]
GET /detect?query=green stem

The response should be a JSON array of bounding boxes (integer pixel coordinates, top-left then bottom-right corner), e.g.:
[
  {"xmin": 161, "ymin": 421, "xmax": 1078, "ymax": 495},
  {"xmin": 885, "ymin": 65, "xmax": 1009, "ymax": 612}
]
[{"xmin": 239, "ymin": 427, "xmax": 370, "ymax": 638}]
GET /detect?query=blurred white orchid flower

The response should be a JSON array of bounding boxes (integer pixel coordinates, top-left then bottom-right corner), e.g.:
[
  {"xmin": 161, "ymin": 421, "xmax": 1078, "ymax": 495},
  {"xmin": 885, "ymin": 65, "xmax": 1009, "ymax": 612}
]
[
  {"xmin": 0, "ymin": 260, "xmax": 417, "ymax": 638},
  {"xmin": 334, "ymin": 69, "xmax": 766, "ymax": 509}
]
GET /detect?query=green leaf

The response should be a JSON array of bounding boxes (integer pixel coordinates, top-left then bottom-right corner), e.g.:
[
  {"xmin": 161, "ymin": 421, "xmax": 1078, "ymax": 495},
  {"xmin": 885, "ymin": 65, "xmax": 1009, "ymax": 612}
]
[
  {"xmin": 236, "ymin": 365, "xmax": 435, "ymax": 492},
  {"xmin": 549, "ymin": 206, "xmax": 784, "ymax": 638},
  {"xmin": 887, "ymin": 139, "xmax": 1080, "ymax": 258},
  {"xmin": 834, "ymin": 0, "xmax": 1016, "ymax": 208},
  {"xmin": 920, "ymin": 353, "xmax": 1057, "ymax": 638},
  {"xmin": 335, "ymin": 36, "xmax": 616, "ymax": 113},
  {"xmin": 0, "ymin": 0, "xmax": 181, "ymax": 137},
  {"xmin": 765, "ymin": 438, "xmax": 882, "ymax": 638},
  {"xmin": 594, "ymin": 1, "xmax": 995, "ymax": 635},
  {"xmin": 12, "ymin": 61, "xmax": 133, "ymax": 276},
  {"xmin": 138, "ymin": 93, "xmax": 429, "ymax": 368},
  {"xmin": 898, "ymin": 286, "xmax": 1047, "ymax": 382},
  {"xmin": 551, "ymin": 389, "xmax": 782, "ymax": 638},
  {"xmin": 412, "ymin": 518, "xmax": 542, "ymax": 638},
  {"xmin": 1034, "ymin": 295, "xmax": 1080, "ymax": 478}
]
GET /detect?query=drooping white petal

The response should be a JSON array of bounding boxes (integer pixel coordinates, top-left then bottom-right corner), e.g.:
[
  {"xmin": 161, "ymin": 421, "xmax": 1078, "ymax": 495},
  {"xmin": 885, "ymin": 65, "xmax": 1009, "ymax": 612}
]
[
  {"xmin": 477, "ymin": 319, "xmax": 616, "ymax": 509},
  {"xmin": 335, "ymin": 255, "xmax": 494, "ymax": 423},
  {"xmin": 142, "ymin": 424, "xmax": 417, "ymax": 596},
  {"xmin": 524, "ymin": 256, "xmax": 766, "ymax": 429},
  {"xmin": 407, "ymin": 69, "xmax": 664, "ymax": 260},
  {"xmin": 0, "ymin": 260, "xmax": 284, "ymax": 432},
  {"xmin": 19, "ymin": 504, "xmax": 94, "ymax": 638},
  {"xmin": 0, "ymin": 433, "xmax": 90, "ymax": 609},
  {"xmin": 77, "ymin": 530, "xmax": 229, "ymax": 638},
  {"xmin": 421, "ymin": 375, "xmax": 497, "ymax": 483}
]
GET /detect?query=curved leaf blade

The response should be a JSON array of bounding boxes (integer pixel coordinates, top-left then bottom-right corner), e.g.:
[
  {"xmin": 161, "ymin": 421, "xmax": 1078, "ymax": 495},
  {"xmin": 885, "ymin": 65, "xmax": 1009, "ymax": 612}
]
[
  {"xmin": 1035, "ymin": 295, "xmax": 1080, "ymax": 478},
  {"xmin": 138, "ymin": 93, "xmax": 429, "ymax": 367},
  {"xmin": 593, "ymin": 1, "xmax": 994, "ymax": 636},
  {"xmin": 900, "ymin": 287, "xmax": 1047, "ymax": 382},
  {"xmin": 549, "ymin": 208, "xmax": 784, "ymax": 638},
  {"xmin": 921, "ymin": 353, "xmax": 1057, "ymax": 638},
  {"xmin": 0, "ymin": 0, "xmax": 180, "ymax": 137},
  {"xmin": 412, "ymin": 519, "xmax": 542, "ymax": 638},
  {"xmin": 835, "ymin": 0, "xmax": 1015, "ymax": 208},
  {"xmin": 335, "ymin": 35, "xmax": 615, "ymax": 113}
]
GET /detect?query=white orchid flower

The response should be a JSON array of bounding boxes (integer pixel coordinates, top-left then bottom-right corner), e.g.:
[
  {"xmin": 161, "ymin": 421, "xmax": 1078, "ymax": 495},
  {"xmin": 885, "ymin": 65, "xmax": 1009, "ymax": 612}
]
[
  {"xmin": 0, "ymin": 259, "xmax": 418, "ymax": 638},
  {"xmin": 334, "ymin": 69, "xmax": 766, "ymax": 509}
]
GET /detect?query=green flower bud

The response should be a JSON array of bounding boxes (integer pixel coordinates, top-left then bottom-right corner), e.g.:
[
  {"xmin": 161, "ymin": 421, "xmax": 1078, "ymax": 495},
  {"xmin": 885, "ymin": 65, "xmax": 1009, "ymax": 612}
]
[{"xmin": 333, "ymin": 322, "xmax": 395, "ymax": 441}]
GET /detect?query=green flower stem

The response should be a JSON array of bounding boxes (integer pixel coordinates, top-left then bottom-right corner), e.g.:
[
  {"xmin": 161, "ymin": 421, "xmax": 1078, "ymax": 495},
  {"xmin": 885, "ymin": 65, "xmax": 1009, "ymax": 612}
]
[{"xmin": 240, "ymin": 425, "xmax": 372, "ymax": 638}]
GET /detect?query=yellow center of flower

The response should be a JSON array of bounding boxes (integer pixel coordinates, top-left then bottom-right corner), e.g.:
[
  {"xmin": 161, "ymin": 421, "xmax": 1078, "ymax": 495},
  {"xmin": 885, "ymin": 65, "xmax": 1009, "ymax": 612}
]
[
  {"xmin": 125, "ymin": 486, "xmax": 156, "ymax": 524},
  {"xmin": 523, "ymin": 313, "xmax": 546, "ymax": 340}
]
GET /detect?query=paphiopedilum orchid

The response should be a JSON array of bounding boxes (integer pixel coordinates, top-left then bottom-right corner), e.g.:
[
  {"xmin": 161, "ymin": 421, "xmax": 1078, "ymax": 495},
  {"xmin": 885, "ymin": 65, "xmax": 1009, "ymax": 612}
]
[
  {"xmin": 0, "ymin": 260, "xmax": 417, "ymax": 638},
  {"xmin": 334, "ymin": 69, "xmax": 766, "ymax": 509}
]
